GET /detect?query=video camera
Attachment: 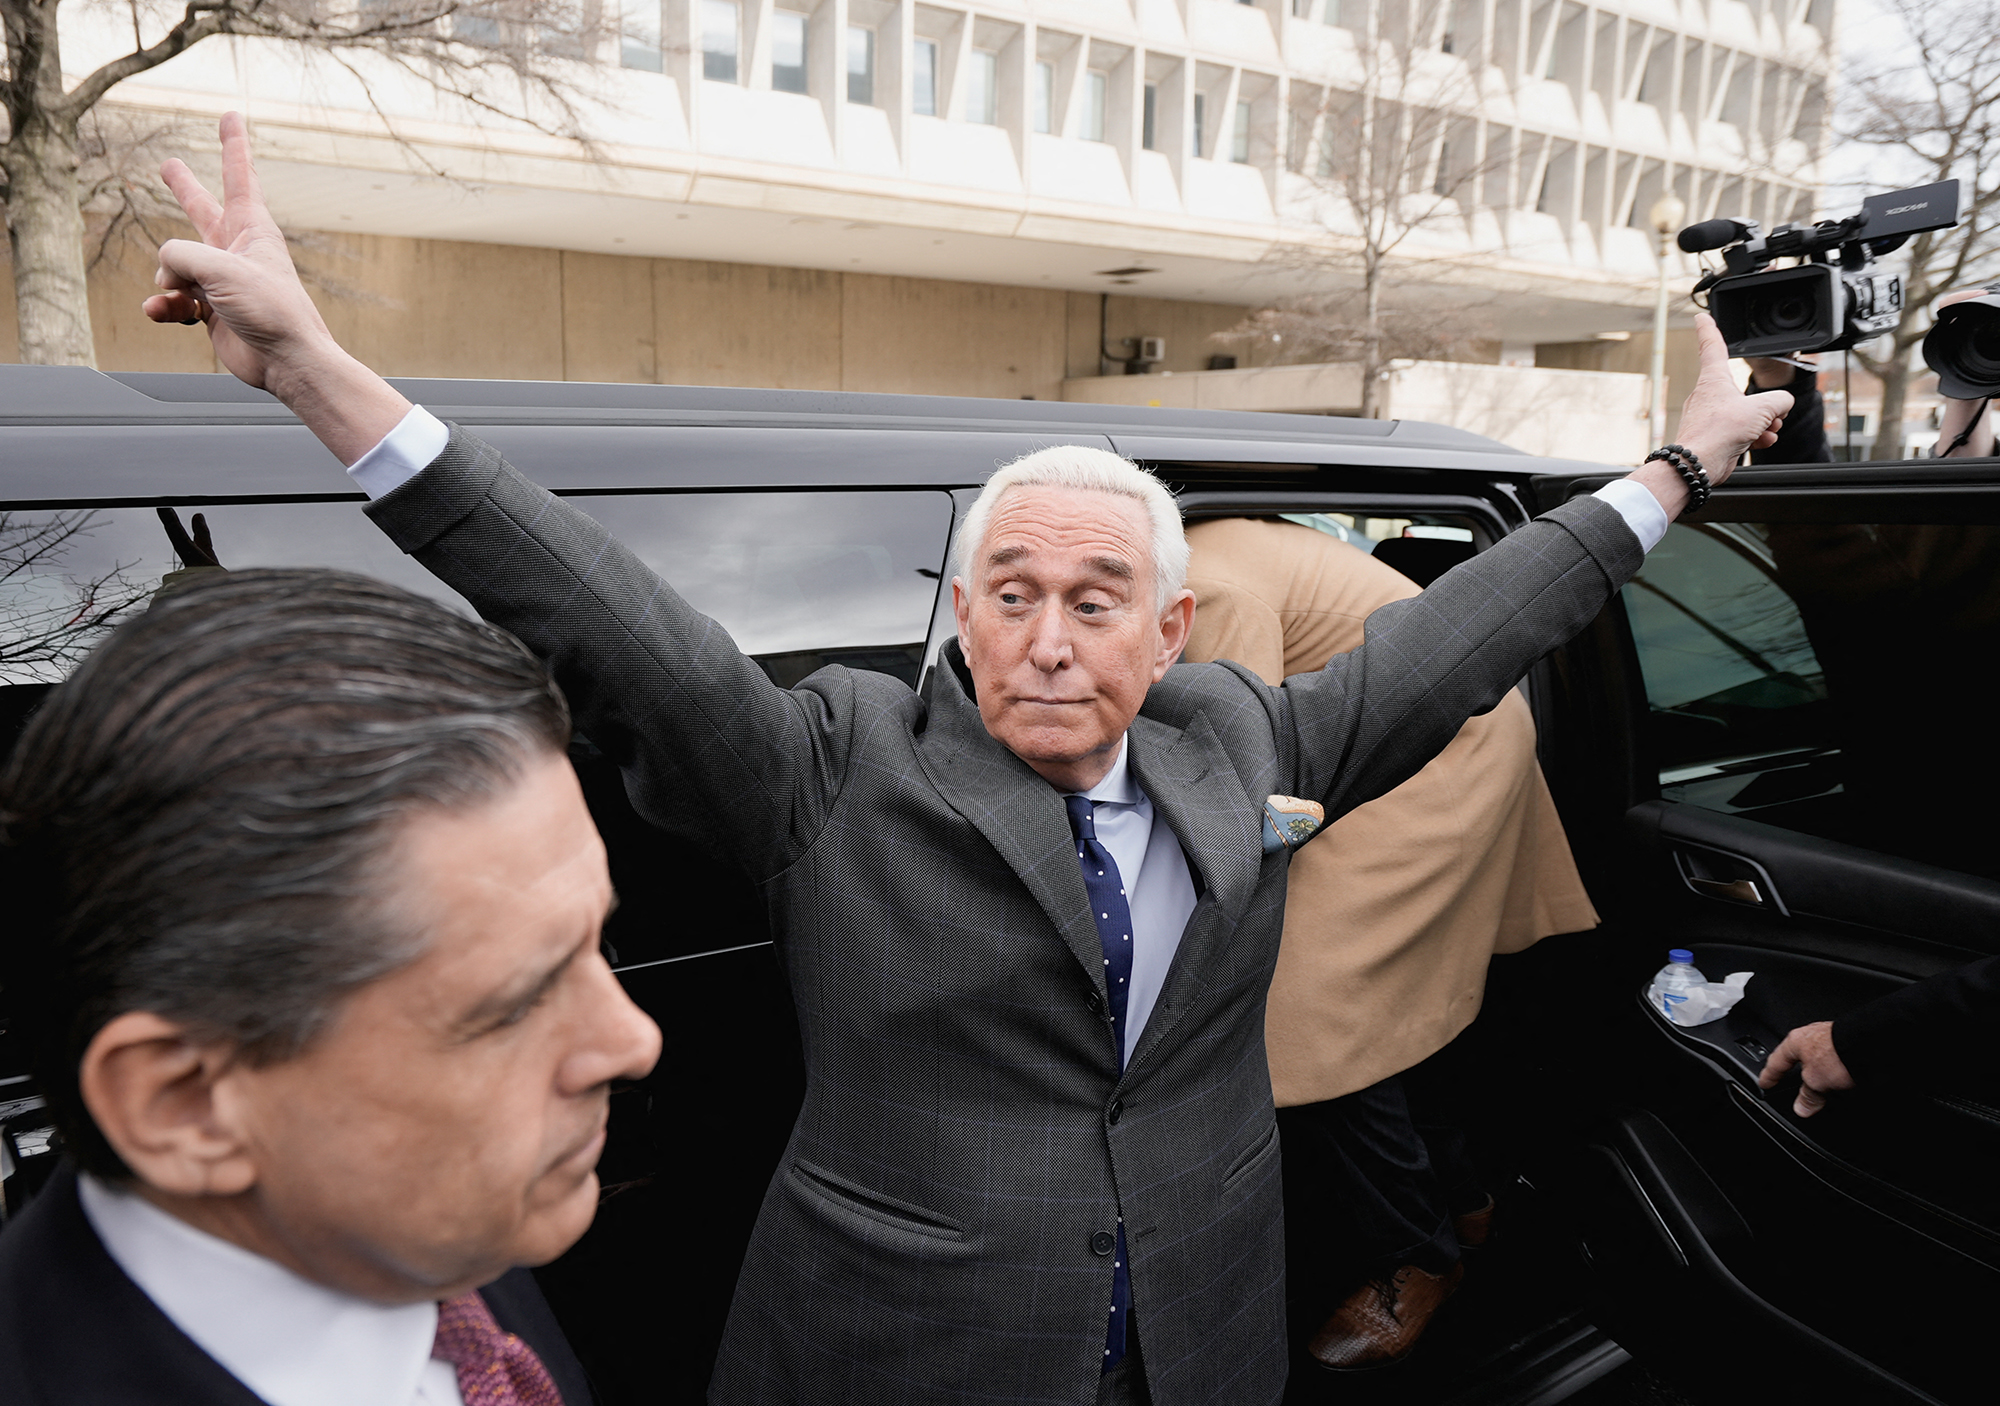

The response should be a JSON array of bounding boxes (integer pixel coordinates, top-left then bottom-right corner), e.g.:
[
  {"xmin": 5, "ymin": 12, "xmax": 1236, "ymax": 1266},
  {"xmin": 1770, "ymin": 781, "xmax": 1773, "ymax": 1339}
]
[{"xmin": 1681, "ymin": 180, "xmax": 1959, "ymax": 358}]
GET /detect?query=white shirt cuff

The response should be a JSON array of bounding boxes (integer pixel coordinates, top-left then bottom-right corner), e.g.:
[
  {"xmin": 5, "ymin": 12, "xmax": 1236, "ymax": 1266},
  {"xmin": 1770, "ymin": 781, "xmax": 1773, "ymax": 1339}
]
[
  {"xmin": 345, "ymin": 406, "xmax": 450, "ymax": 500},
  {"xmin": 1592, "ymin": 478, "xmax": 1671, "ymax": 553}
]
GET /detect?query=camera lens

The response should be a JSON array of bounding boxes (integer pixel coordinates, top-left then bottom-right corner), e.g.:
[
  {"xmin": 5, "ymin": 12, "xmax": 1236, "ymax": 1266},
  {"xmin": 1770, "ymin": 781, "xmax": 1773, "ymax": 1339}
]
[
  {"xmin": 1923, "ymin": 295, "xmax": 2000, "ymax": 399},
  {"xmin": 1967, "ymin": 321, "xmax": 2000, "ymax": 369},
  {"xmin": 1752, "ymin": 295, "xmax": 1815, "ymax": 336},
  {"xmin": 1951, "ymin": 322, "xmax": 2000, "ymax": 388}
]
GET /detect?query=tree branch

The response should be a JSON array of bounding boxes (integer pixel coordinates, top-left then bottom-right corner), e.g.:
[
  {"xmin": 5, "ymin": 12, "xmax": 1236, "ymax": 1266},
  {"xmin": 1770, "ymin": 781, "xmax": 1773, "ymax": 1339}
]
[{"xmin": 58, "ymin": 3, "xmax": 237, "ymax": 120}]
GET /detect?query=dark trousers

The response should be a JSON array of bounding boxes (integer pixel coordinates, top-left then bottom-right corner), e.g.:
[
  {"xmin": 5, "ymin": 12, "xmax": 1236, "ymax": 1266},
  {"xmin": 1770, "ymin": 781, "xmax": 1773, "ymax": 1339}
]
[{"xmin": 1276, "ymin": 1073, "xmax": 1483, "ymax": 1280}]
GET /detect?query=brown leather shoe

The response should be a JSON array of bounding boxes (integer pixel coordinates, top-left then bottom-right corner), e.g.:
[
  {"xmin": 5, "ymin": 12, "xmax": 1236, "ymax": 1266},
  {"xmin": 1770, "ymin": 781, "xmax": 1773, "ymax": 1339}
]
[
  {"xmin": 1306, "ymin": 1262, "xmax": 1464, "ymax": 1370},
  {"xmin": 1453, "ymin": 1194, "xmax": 1496, "ymax": 1250}
]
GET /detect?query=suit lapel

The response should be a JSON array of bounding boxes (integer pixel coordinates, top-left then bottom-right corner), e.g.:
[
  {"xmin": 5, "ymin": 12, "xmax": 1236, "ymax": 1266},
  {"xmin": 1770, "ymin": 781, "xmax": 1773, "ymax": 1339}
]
[
  {"xmin": 1122, "ymin": 710, "xmax": 1262, "ymax": 1076},
  {"xmin": 915, "ymin": 644, "xmax": 1111, "ymax": 993}
]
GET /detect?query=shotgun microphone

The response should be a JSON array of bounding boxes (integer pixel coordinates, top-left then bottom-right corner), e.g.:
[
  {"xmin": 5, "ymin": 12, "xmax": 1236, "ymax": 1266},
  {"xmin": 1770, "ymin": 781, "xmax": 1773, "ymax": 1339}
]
[{"xmin": 1677, "ymin": 219, "xmax": 1755, "ymax": 254}]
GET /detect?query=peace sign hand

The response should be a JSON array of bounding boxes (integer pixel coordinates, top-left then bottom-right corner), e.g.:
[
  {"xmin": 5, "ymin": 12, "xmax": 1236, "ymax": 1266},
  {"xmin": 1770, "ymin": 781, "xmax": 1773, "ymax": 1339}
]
[
  {"xmin": 141, "ymin": 112, "xmax": 337, "ymax": 395},
  {"xmin": 142, "ymin": 113, "xmax": 412, "ymax": 466}
]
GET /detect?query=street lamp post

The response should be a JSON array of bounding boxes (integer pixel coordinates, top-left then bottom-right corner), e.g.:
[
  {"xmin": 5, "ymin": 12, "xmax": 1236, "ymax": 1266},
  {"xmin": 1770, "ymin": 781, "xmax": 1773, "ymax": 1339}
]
[{"xmin": 1648, "ymin": 193, "xmax": 1687, "ymax": 447}]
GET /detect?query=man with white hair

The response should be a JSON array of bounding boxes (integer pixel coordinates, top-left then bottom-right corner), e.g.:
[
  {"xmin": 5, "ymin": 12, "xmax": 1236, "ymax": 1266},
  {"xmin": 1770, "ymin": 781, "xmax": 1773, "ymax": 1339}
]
[{"xmin": 142, "ymin": 115, "xmax": 1791, "ymax": 1406}]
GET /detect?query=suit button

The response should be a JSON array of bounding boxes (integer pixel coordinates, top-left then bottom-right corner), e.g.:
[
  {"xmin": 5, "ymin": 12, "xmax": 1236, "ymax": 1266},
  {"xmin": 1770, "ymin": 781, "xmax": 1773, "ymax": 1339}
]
[
  {"xmin": 1090, "ymin": 1230, "xmax": 1117, "ymax": 1256},
  {"xmin": 1085, "ymin": 991, "xmax": 1103, "ymax": 1015},
  {"xmin": 1107, "ymin": 1099, "xmax": 1123, "ymax": 1125}
]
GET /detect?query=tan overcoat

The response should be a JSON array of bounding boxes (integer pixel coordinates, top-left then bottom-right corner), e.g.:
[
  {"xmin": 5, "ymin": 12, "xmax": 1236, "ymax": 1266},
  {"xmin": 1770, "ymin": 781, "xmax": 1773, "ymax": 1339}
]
[{"xmin": 1184, "ymin": 518, "xmax": 1600, "ymax": 1106}]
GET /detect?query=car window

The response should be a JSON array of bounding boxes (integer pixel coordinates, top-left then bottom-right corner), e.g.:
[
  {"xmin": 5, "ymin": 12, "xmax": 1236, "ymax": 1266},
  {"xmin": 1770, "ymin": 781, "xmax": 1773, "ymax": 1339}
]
[
  {"xmin": 2, "ymin": 491, "xmax": 954, "ymax": 688},
  {"xmin": 567, "ymin": 492, "xmax": 952, "ymax": 687},
  {"xmin": 1, "ymin": 491, "xmax": 954, "ymax": 967},
  {"xmin": 1625, "ymin": 518, "xmax": 2000, "ymax": 880},
  {"xmin": 1, "ymin": 502, "xmax": 472, "ymax": 692}
]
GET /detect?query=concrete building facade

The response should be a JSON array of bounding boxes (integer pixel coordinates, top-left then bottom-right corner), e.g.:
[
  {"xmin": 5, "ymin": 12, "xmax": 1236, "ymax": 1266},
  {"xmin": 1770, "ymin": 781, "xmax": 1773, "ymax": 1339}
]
[{"xmin": 7, "ymin": 0, "xmax": 1837, "ymax": 452}]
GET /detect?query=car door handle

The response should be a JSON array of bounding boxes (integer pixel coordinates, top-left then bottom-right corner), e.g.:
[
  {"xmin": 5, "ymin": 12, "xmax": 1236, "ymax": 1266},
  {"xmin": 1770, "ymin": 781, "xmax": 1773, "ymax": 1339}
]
[{"xmin": 1688, "ymin": 876, "xmax": 1764, "ymax": 906}]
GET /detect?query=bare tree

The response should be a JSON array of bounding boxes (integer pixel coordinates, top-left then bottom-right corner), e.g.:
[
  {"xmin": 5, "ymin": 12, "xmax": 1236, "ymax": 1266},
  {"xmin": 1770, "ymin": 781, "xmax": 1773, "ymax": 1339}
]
[
  {"xmin": 2, "ymin": 0, "xmax": 609, "ymax": 367},
  {"xmin": 1212, "ymin": 287, "xmax": 1491, "ymax": 369},
  {"xmin": 1245, "ymin": 0, "xmax": 1502, "ymax": 417},
  {"xmin": 0, "ymin": 510, "xmax": 151, "ymax": 680},
  {"xmin": 1842, "ymin": 0, "xmax": 2000, "ymax": 459}
]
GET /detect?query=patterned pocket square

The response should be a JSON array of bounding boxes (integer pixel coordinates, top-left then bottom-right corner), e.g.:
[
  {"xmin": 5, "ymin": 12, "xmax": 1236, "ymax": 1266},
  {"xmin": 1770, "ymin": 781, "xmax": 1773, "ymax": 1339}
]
[{"xmin": 1261, "ymin": 795, "xmax": 1326, "ymax": 855}]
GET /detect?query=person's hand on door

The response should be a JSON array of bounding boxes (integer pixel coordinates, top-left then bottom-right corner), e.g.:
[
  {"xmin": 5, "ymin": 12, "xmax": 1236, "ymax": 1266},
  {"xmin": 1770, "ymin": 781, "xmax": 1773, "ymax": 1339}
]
[{"xmin": 1757, "ymin": 1020, "xmax": 1855, "ymax": 1117}]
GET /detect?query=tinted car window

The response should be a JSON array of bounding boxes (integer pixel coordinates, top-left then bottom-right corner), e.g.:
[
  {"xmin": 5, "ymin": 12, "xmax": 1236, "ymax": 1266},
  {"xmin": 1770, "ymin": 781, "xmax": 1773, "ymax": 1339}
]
[
  {"xmin": 568, "ymin": 492, "xmax": 952, "ymax": 687},
  {"xmin": 1, "ymin": 492, "xmax": 953, "ymax": 967},
  {"xmin": 1626, "ymin": 518, "xmax": 2000, "ymax": 879},
  {"xmin": 3, "ymin": 491, "xmax": 954, "ymax": 685},
  {"xmin": 1, "ymin": 502, "xmax": 471, "ymax": 691}
]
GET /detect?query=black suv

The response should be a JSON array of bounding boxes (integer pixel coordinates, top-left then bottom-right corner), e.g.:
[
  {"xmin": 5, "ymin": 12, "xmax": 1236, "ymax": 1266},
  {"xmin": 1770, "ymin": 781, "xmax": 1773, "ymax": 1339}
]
[{"xmin": 3, "ymin": 367, "xmax": 1995, "ymax": 1406}]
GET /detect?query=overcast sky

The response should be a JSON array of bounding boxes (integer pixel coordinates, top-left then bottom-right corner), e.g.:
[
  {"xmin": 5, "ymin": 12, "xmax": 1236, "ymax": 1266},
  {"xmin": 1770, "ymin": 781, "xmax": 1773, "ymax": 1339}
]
[{"xmin": 1823, "ymin": 0, "xmax": 1930, "ymax": 207}]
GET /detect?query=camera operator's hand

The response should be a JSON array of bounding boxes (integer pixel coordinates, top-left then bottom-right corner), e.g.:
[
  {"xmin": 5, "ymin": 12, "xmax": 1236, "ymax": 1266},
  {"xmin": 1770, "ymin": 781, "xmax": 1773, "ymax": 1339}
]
[
  {"xmin": 1629, "ymin": 313, "xmax": 1791, "ymax": 518},
  {"xmin": 142, "ymin": 113, "xmax": 412, "ymax": 466},
  {"xmin": 1933, "ymin": 288, "xmax": 1995, "ymax": 458}
]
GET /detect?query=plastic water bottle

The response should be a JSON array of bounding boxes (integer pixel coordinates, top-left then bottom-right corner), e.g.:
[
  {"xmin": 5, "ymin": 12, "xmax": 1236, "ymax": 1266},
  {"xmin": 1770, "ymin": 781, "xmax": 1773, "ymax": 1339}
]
[{"xmin": 1649, "ymin": 949, "xmax": 1706, "ymax": 1025}]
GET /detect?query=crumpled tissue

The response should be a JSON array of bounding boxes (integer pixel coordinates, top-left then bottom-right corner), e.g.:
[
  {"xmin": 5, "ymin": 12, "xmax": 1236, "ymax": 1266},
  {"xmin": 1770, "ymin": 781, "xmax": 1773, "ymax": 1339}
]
[{"xmin": 1662, "ymin": 972, "xmax": 1754, "ymax": 1027}]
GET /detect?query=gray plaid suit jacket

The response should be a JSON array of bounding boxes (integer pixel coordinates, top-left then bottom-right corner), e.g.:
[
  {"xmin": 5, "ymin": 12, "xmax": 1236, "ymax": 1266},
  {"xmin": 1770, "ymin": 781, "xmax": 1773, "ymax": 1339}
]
[{"xmin": 366, "ymin": 431, "xmax": 1642, "ymax": 1406}]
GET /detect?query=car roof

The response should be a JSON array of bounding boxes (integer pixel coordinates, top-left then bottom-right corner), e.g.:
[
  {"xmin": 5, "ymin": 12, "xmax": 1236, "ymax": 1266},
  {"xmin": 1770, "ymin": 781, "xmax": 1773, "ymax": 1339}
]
[{"xmin": 2, "ymin": 366, "xmax": 1630, "ymax": 502}]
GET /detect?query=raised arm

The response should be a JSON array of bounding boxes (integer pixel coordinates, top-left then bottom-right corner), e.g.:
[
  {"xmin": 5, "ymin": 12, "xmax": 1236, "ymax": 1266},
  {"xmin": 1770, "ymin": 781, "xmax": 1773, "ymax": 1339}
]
[
  {"xmin": 143, "ymin": 113, "xmax": 412, "ymax": 465},
  {"xmin": 1275, "ymin": 316, "xmax": 1791, "ymax": 820},
  {"xmin": 143, "ymin": 114, "xmax": 854, "ymax": 876}
]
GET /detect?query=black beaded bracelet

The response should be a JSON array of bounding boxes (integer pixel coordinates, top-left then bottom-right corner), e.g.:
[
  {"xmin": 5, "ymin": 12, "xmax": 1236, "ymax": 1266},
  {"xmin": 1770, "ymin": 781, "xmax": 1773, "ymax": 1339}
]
[{"xmin": 1645, "ymin": 442, "xmax": 1712, "ymax": 511}]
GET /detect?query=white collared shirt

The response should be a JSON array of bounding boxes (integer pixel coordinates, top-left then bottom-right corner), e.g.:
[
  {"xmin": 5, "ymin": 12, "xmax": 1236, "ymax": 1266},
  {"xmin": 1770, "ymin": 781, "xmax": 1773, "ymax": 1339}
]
[
  {"xmin": 1068, "ymin": 738, "xmax": 1199, "ymax": 1065},
  {"xmin": 78, "ymin": 1174, "xmax": 465, "ymax": 1406}
]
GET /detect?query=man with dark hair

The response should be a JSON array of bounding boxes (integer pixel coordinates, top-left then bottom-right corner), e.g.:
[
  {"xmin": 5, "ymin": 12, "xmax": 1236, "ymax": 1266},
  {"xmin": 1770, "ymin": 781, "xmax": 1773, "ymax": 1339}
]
[{"xmin": 0, "ymin": 569, "xmax": 661, "ymax": 1405}]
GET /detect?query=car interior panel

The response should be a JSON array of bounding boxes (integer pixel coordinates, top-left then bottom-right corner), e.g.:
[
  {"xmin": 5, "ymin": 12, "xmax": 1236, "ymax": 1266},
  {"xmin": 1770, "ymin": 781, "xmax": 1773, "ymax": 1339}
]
[{"xmin": 1528, "ymin": 474, "xmax": 2000, "ymax": 1406}]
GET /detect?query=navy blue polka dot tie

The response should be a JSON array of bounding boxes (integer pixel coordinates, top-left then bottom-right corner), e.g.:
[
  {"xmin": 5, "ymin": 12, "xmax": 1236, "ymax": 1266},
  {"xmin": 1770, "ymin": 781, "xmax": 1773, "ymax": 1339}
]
[{"xmin": 1065, "ymin": 794, "xmax": 1133, "ymax": 1373}]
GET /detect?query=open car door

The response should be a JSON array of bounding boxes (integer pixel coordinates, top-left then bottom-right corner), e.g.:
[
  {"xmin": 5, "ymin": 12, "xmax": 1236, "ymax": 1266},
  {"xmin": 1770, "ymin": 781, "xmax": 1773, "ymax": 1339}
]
[{"xmin": 1533, "ymin": 462, "xmax": 2000, "ymax": 1406}]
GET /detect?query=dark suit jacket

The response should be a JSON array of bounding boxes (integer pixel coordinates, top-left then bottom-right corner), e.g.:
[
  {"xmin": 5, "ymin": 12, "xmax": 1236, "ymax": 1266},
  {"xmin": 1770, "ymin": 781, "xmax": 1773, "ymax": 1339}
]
[
  {"xmin": 1836, "ymin": 953, "xmax": 2000, "ymax": 1085},
  {"xmin": 365, "ymin": 429, "xmax": 1641, "ymax": 1406},
  {"xmin": 0, "ymin": 1164, "xmax": 592, "ymax": 1405}
]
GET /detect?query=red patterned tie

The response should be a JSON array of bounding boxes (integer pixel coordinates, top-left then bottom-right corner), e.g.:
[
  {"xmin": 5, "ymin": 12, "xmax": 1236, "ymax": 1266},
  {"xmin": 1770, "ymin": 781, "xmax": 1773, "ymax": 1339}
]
[{"xmin": 432, "ymin": 1292, "xmax": 564, "ymax": 1406}]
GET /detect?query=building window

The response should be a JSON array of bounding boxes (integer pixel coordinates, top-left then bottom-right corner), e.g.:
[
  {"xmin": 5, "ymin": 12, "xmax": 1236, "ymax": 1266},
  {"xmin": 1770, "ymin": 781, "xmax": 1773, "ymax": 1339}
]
[
  {"xmin": 968, "ymin": 49, "xmax": 999, "ymax": 124},
  {"xmin": 621, "ymin": 0, "xmax": 662, "ymax": 71},
  {"xmin": 1142, "ymin": 83, "xmax": 1158, "ymax": 149},
  {"xmin": 1233, "ymin": 101, "xmax": 1252, "ymax": 162},
  {"xmin": 702, "ymin": 0, "xmax": 739, "ymax": 82},
  {"xmin": 1033, "ymin": 60, "xmax": 1054, "ymax": 133},
  {"xmin": 1085, "ymin": 70, "xmax": 1107, "ymax": 141},
  {"xmin": 913, "ymin": 39, "xmax": 939, "ymax": 116},
  {"xmin": 1193, "ymin": 92, "xmax": 1207, "ymax": 156},
  {"xmin": 848, "ymin": 26, "xmax": 874, "ymax": 104},
  {"xmin": 771, "ymin": 10, "xmax": 808, "ymax": 94}
]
